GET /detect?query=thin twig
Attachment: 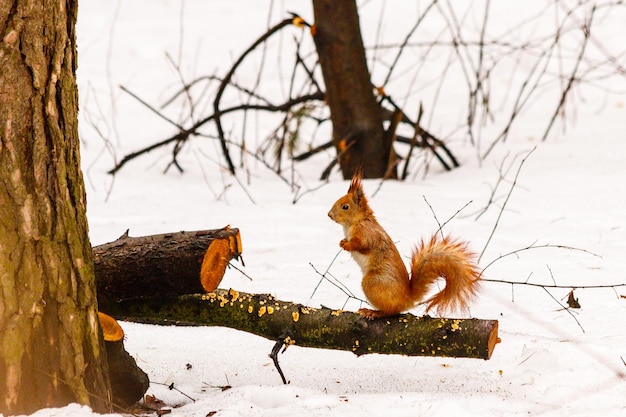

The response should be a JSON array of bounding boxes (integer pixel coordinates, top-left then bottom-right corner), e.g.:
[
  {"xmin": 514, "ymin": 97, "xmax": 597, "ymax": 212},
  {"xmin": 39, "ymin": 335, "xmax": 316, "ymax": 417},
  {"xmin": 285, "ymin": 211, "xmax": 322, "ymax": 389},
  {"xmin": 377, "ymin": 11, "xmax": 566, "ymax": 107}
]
[
  {"xmin": 227, "ymin": 262, "xmax": 253, "ymax": 281},
  {"xmin": 213, "ymin": 17, "xmax": 298, "ymax": 174},
  {"xmin": 161, "ymin": 75, "xmax": 272, "ymax": 110},
  {"xmin": 467, "ymin": 0, "xmax": 491, "ymax": 149},
  {"xmin": 472, "ymin": 152, "xmax": 514, "ymax": 220},
  {"xmin": 479, "ymin": 241, "xmax": 602, "ymax": 279},
  {"xmin": 120, "ymin": 85, "xmax": 183, "ymax": 130},
  {"xmin": 481, "ymin": 278, "xmax": 622, "ymax": 290},
  {"xmin": 541, "ymin": 286, "xmax": 585, "ymax": 333},
  {"xmin": 422, "ymin": 196, "xmax": 443, "ymax": 239},
  {"xmin": 108, "ymin": 92, "xmax": 324, "ymax": 175},
  {"xmin": 478, "ymin": 146, "xmax": 535, "ymax": 263},
  {"xmin": 151, "ymin": 381, "xmax": 196, "ymax": 402},
  {"xmin": 540, "ymin": 5, "xmax": 595, "ymax": 142},
  {"xmin": 292, "ymin": 140, "xmax": 333, "ymax": 161},
  {"xmin": 401, "ymin": 102, "xmax": 424, "ymax": 180},
  {"xmin": 379, "ymin": 96, "xmax": 456, "ymax": 171},
  {"xmin": 439, "ymin": 200, "xmax": 473, "ymax": 235},
  {"xmin": 291, "ymin": 179, "xmax": 329, "ymax": 204},
  {"xmin": 309, "ymin": 254, "xmax": 365, "ymax": 304},
  {"xmin": 422, "ymin": 196, "xmax": 473, "ymax": 239},
  {"xmin": 381, "ymin": 0, "xmax": 439, "ymax": 88},
  {"xmin": 164, "ymin": 51, "xmax": 197, "ymax": 125}
]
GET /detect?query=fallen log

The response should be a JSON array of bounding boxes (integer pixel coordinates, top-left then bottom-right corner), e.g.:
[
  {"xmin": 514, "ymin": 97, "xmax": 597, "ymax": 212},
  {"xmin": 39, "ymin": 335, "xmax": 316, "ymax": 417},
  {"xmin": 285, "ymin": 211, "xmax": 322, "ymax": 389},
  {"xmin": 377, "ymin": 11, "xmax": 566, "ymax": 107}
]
[
  {"xmin": 99, "ymin": 289, "xmax": 499, "ymax": 360},
  {"xmin": 94, "ymin": 229, "xmax": 498, "ymax": 360},
  {"xmin": 94, "ymin": 227, "xmax": 242, "ymax": 305}
]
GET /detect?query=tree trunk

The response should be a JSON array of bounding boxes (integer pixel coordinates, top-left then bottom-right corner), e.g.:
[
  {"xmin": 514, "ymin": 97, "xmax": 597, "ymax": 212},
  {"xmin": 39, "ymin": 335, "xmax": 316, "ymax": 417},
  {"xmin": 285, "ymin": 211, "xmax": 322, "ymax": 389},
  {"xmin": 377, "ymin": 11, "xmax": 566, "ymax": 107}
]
[
  {"xmin": 312, "ymin": 0, "xmax": 393, "ymax": 179},
  {"xmin": 100, "ymin": 290, "xmax": 499, "ymax": 360},
  {"xmin": 0, "ymin": 1, "xmax": 111, "ymax": 414}
]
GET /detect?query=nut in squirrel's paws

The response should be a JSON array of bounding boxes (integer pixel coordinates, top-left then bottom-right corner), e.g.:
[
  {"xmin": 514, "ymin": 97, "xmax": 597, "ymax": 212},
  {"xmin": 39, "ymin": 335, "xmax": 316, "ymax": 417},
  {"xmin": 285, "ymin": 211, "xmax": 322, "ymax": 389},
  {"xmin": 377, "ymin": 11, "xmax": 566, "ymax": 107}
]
[{"xmin": 358, "ymin": 308, "xmax": 388, "ymax": 320}]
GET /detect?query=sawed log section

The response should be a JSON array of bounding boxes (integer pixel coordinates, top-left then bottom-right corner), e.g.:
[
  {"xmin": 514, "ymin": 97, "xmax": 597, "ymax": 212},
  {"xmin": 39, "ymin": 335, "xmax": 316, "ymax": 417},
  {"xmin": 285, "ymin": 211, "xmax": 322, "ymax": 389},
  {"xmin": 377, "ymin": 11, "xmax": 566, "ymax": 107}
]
[
  {"xmin": 94, "ymin": 227, "xmax": 241, "ymax": 305},
  {"xmin": 94, "ymin": 228, "xmax": 499, "ymax": 360}
]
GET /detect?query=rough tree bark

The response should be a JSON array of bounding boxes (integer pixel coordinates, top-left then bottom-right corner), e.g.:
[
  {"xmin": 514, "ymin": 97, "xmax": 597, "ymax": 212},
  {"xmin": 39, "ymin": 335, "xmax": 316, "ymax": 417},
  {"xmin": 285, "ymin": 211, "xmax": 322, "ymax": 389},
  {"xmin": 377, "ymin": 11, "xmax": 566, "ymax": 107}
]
[
  {"xmin": 312, "ymin": 0, "xmax": 394, "ymax": 179},
  {"xmin": 0, "ymin": 1, "xmax": 111, "ymax": 414}
]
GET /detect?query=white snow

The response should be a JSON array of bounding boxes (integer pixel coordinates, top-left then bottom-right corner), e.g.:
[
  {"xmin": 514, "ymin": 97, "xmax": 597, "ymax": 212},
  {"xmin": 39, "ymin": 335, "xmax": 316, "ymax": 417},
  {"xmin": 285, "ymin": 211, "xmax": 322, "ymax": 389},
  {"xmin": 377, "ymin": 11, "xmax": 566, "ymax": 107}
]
[{"xmin": 12, "ymin": 1, "xmax": 626, "ymax": 416}]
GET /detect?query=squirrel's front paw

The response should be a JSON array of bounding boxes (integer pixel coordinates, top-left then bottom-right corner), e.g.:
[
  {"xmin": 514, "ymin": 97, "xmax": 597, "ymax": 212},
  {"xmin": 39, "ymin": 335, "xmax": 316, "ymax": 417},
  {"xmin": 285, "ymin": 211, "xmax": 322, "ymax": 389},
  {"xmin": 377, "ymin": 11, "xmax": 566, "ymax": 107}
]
[{"xmin": 339, "ymin": 239, "xmax": 349, "ymax": 249}]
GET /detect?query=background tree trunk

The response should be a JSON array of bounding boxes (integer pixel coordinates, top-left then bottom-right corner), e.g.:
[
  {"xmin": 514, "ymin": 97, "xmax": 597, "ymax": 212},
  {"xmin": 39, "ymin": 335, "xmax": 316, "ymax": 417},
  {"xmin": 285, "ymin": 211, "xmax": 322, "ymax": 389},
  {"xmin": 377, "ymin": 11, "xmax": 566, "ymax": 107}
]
[
  {"xmin": 0, "ymin": 1, "xmax": 111, "ymax": 414},
  {"xmin": 312, "ymin": 0, "xmax": 394, "ymax": 179}
]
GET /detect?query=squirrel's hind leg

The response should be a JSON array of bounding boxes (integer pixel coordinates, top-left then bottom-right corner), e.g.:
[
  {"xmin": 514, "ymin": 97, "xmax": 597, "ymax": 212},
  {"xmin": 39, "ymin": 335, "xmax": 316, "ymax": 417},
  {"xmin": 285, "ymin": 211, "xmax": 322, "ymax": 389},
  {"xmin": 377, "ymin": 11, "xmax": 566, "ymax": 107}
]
[{"xmin": 358, "ymin": 308, "xmax": 393, "ymax": 320}]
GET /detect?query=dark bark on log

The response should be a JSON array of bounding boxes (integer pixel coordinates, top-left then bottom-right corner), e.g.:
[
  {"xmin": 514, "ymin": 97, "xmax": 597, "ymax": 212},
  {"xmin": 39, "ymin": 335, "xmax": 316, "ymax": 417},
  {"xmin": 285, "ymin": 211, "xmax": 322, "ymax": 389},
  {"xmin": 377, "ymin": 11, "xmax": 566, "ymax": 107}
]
[
  {"xmin": 94, "ymin": 227, "xmax": 240, "ymax": 305},
  {"xmin": 105, "ymin": 339, "xmax": 149, "ymax": 408},
  {"xmin": 99, "ymin": 289, "xmax": 499, "ymax": 360}
]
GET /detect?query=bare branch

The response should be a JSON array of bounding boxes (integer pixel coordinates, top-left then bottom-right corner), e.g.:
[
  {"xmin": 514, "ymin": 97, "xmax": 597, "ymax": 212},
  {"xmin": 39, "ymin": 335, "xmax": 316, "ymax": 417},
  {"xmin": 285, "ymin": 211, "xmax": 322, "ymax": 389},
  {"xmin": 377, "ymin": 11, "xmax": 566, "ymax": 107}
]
[
  {"xmin": 478, "ymin": 147, "xmax": 535, "ymax": 263},
  {"xmin": 479, "ymin": 241, "xmax": 602, "ymax": 279},
  {"xmin": 540, "ymin": 5, "xmax": 595, "ymax": 142},
  {"xmin": 108, "ymin": 92, "xmax": 324, "ymax": 175},
  {"xmin": 213, "ymin": 17, "xmax": 300, "ymax": 174}
]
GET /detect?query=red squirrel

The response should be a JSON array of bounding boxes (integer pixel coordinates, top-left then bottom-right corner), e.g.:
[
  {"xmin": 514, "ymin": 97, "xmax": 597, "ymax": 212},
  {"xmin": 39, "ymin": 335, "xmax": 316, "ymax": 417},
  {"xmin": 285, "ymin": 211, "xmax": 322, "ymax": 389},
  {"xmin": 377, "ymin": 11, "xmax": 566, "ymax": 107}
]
[{"xmin": 328, "ymin": 172, "xmax": 480, "ymax": 319}]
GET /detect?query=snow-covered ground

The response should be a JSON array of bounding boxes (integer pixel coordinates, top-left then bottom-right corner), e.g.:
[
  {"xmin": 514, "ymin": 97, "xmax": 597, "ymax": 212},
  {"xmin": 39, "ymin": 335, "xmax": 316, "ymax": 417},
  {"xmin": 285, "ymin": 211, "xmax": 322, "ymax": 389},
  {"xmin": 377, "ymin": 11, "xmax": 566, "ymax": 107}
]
[{"xmin": 18, "ymin": 1, "xmax": 626, "ymax": 416}]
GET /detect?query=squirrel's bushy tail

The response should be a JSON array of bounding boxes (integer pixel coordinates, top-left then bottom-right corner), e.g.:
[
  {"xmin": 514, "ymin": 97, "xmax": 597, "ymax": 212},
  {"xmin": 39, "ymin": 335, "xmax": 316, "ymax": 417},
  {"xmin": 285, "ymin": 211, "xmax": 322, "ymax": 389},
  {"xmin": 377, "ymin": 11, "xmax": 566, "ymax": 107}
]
[{"xmin": 410, "ymin": 234, "xmax": 480, "ymax": 315}]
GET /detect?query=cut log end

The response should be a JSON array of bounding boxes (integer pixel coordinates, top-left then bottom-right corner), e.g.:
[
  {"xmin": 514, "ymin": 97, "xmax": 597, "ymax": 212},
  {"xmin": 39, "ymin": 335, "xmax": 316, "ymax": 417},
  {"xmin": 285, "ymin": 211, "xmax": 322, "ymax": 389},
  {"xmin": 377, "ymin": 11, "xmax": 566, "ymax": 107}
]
[
  {"xmin": 98, "ymin": 312, "xmax": 124, "ymax": 342},
  {"xmin": 487, "ymin": 320, "xmax": 500, "ymax": 360},
  {"xmin": 94, "ymin": 227, "xmax": 241, "ymax": 305}
]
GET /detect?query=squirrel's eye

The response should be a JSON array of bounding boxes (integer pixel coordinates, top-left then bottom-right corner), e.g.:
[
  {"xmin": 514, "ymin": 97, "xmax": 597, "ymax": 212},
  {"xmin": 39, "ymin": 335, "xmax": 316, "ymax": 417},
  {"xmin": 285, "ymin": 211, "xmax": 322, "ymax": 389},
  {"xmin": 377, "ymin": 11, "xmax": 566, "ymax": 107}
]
[{"xmin": 342, "ymin": 204, "xmax": 349, "ymax": 210}]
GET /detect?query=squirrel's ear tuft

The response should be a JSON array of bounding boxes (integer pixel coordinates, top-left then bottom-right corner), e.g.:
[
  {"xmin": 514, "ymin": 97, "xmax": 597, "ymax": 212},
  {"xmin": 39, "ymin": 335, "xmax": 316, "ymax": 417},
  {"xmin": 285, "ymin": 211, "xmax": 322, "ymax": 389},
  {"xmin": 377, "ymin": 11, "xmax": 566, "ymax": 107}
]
[
  {"xmin": 348, "ymin": 169, "xmax": 366, "ymax": 203},
  {"xmin": 348, "ymin": 169, "xmax": 363, "ymax": 194}
]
